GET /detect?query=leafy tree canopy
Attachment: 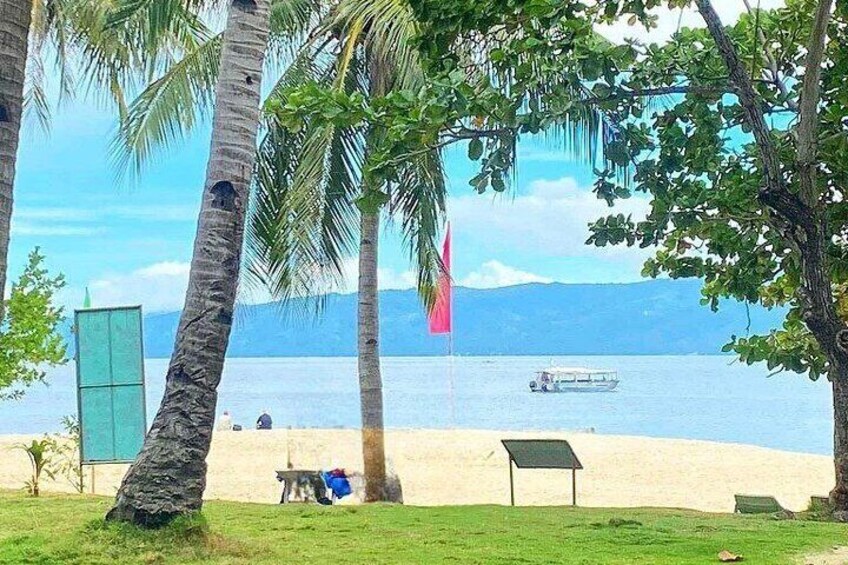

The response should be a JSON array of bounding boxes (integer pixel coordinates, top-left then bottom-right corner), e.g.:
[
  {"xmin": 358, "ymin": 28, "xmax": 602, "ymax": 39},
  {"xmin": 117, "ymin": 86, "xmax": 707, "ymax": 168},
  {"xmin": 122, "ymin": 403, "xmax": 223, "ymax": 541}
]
[
  {"xmin": 0, "ymin": 249, "xmax": 67, "ymax": 400},
  {"xmin": 274, "ymin": 0, "xmax": 848, "ymax": 381}
]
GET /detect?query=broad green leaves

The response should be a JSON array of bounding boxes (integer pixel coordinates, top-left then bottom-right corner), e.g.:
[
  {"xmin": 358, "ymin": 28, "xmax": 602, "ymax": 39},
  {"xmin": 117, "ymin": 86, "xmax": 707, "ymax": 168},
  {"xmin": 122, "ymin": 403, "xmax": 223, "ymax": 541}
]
[{"xmin": 0, "ymin": 250, "xmax": 67, "ymax": 401}]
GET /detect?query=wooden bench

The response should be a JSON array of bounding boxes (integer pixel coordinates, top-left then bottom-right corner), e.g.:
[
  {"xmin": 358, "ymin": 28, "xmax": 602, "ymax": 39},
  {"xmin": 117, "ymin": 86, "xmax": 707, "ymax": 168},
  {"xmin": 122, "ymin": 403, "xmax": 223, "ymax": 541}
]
[
  {"xmin": 275, "ymin": 469, "xmax": 327, "ymax": 504},
  {"xmin": 733, "ymin": 494, "xmax": 786, "ymax": 514},
  {"xmin": 810, "ymin": 495, "xmax": 830, "ymax": 509}
]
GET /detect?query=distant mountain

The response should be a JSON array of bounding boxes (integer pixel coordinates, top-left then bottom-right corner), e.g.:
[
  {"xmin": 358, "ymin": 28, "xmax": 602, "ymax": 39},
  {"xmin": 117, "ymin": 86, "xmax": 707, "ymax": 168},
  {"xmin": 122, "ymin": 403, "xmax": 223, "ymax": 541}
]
[{"xmin": 129, "ymin": 279, "xmax": 783, "ymax": 358}]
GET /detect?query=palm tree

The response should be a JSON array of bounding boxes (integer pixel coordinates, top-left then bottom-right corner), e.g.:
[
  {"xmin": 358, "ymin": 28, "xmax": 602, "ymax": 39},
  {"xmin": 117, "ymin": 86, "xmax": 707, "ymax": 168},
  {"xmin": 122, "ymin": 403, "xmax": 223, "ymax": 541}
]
[
  {"xmin": 0, "ymin": 0, "xmax": 203, "ymax": 311},
  {"xmin": 0, "ymin": 0, "xmax": 32, "ymax": 304},
  {"xmin": 247, "ymin": 0, "xmax": 446, "ymax": 501},
  {"xmin": 0, "ymin": 0, "xmax": 134, "ymax": 302},
  {"xmin": 103, "ymin": 0, "xmax": 274, "ymax": 526},
  {"xmin": 111, "ymin": 0, "xmax": 445, "ymax": 504}
]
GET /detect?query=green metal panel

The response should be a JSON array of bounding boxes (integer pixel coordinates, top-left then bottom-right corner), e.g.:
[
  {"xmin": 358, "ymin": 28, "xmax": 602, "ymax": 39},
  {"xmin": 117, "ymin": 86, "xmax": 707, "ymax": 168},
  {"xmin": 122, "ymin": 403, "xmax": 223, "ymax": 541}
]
[
  {"xmin": 109, "ymin": 308, "xmax": 143, "ymax": 386},
  {"xmin": 75, "ymin": 306, "xmax": 147, "ymax": 464},
  {"xmin": 77, "ymin": 312, "xmax": 111, "ymax": 387},
  {"xmin": 501, "ymin": 439, "xmax": 583, "ymax": 469},
  {"xmin": 80, "ymin": 388, "xmax": 114, "ymax": 461},
  {"xmin": 112, "ymin": 385, "xmax": 146, "ymax": 459}
]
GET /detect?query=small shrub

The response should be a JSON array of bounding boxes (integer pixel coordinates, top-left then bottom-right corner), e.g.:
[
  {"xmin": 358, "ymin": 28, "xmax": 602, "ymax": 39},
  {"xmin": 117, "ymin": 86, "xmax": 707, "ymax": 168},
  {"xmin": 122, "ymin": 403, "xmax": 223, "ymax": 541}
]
[
  {"xmin": 51, "ymin": 415, "xmax": 85, "ymax": 493},
  {"xmin": 15, "ymin": 438, "xmax": 56, "ymax": 496}
]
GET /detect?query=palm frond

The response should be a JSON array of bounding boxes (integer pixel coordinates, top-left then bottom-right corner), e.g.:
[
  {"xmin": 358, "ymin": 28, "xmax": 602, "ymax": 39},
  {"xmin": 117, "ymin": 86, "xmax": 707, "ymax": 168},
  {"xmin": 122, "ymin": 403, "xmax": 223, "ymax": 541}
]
[
  {"xmin": 245, "ymin": 49, "xmax": 369, "ymax": 314},
  {"xmin": 23, "ymin": 0, "xmax": 79, "ymax": 131},
  {"xmin": 388, "ymin": 147, "xmax": 448, "ymax": 310},
  {"xmin": 23, "ymin": 76, "xmax": 52, "ymax": 134},
  {"xmin": 265, "ymin": 0, "xmax": 325, "ymax": 72},
  {"xmin": 110, "ymin": 32, "xmax": 223, "ymax": 177},
  {"xmin": 103, "ymin": 0, "xmax": 210, "ymax": 67},
  {"xmin": 324, "ymin": 0, "xmax": 424, "ymax": 91},
  {"xmin": 69, "ymin": 0, "xmax": 211, "ymax": 113}
]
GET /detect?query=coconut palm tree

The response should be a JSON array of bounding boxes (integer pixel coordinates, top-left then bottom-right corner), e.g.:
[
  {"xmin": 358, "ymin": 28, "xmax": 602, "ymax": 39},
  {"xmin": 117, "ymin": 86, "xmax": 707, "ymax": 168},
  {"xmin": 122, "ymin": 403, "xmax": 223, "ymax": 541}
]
[
  {"xmin": 100, "ymin": 0, "xmax": 275, "ymax": 526},
  {"xmin": 0, "ymin": 0, "xmax": 32, "ymax": 304},
  {"xmin": 247, "ymin": 0, "xmax": 446, "ymax": 501},
  {"xmin": 110, "ymin": 0, "xmax": 445, "ymax": 503},
  {"xmin": 0, "ymin": 0, "xmax": 202, "ymax": 307}
]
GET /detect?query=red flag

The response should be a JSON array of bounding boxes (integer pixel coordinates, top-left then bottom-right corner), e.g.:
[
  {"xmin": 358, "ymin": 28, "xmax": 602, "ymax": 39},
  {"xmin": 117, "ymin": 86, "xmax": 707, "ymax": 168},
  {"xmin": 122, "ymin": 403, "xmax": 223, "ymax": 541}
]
[{"xmin": 429, "ymin": 225, "xmax": 451, "ymax": 334}]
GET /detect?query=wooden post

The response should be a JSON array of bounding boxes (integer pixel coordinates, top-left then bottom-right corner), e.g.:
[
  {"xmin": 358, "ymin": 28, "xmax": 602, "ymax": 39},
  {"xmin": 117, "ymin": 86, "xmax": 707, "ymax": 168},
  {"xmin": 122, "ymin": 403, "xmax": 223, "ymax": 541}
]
[
  {"xmin": 509, "ymin": 457, "xmax": 515, "ymax": 506},
  {"xmin": 286, "ymin": 426, "xmax": 292, "ymax": 470},
  {"xmin": 91, "ymin": 466, "xmax": 96, "ymax": 495},
  {"xmin": 571, "ymin": 468, "xmax": 576, "ymax": 506}
]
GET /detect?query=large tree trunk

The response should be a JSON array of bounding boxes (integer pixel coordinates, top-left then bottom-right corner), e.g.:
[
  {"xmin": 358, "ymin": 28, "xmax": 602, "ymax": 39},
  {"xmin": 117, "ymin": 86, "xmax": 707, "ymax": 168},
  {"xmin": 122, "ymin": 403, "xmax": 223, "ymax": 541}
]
[
  {"xmin": 831, "ymin": 378, "xmax": 848, "ymax": 513},
  {"xmin": 106, "ymin": 0, "xmax": 270, "ymax": 527},
  {"xmin": 0, "ymin": 0, "xmax": 33, "ymax": 300},
  {"xmin": 358, "ymin": 209, "xmax": 388, "ymax": 502}
]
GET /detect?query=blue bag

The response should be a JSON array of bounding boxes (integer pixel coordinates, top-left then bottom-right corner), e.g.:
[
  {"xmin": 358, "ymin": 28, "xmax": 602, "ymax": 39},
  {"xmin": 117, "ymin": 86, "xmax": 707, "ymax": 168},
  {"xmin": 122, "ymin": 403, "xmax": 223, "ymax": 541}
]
[{"xmin": 322, "ymin": 471, "xmax": 352, "ymax": 499}]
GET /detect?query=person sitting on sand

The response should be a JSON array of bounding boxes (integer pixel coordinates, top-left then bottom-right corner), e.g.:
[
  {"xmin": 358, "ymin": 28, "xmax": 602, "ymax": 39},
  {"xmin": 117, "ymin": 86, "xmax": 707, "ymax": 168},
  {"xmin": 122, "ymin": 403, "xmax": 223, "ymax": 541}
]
[
  {"xmin": 216, "ymin": 410, "xmax": 233, "ymax": 431},
  {"xmin": 256, "ymin": 410, "xmax": 273, "ymax": 430}
]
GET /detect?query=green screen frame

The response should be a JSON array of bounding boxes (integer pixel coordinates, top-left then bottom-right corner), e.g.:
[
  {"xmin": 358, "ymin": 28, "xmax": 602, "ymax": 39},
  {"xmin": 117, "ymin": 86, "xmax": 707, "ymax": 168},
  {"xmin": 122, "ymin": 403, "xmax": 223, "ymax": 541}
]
[{"xmin": 75, "ymin": 306, "xmax": 147, "ymax": 465}]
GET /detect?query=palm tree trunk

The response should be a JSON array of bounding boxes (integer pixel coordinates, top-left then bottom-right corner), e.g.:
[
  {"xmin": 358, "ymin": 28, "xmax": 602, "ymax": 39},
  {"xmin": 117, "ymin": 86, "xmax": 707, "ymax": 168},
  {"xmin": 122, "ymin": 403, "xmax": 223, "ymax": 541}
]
[
  {"xmin": 358, "ymin": 208, "xmax": 388, "ymax": 501},
  {"xmin": 106, "ymin": 0, "xmax": 270, "ymax": 527},
  {"xmin": 0, "ymin": 0, "xmax": 33, "ymax": 300}
]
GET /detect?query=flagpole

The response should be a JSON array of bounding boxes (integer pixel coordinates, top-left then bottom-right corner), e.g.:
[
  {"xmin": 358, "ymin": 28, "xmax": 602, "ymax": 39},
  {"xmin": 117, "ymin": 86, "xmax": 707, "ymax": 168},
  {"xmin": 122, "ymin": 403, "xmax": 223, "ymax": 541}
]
[
  {"xmin": 448, "ymin": 224, "xmax": 455, "ymax": 428},
  {"xmin": 428, "ymin": 223, "xmax": 455, "ymax": 428},
  {"xmin": 448, "ymin": 318, "xmax": 455, "ymax": 428}
]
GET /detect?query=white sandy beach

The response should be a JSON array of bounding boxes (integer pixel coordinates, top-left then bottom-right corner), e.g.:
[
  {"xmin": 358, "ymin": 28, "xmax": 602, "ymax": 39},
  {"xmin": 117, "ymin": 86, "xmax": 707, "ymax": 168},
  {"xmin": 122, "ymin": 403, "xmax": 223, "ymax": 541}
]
[{"xmin": 0, "ymin": 429, "xmax": 833, "ymax": 513}]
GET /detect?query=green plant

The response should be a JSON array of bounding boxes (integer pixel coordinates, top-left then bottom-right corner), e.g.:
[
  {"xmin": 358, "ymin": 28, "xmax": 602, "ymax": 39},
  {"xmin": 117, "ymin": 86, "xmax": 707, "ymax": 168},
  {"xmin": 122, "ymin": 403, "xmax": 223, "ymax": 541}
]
[
  {"xmin": 0, "ymin": 248, "xmax": 67, "ymax": 401},
  {"xmin": 51, "ymin": 415, "xmax": 85, "ymax": 493},
  {"xmin": 15, "ymin": 438, "xmax": 55, "ymax": 497}
]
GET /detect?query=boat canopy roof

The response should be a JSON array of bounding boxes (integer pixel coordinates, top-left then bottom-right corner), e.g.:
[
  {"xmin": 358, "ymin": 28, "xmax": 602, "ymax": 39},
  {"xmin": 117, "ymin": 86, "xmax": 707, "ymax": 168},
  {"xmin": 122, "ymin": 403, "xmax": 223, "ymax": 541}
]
[{"xmin": 538, "ymin": 367, "xmax": 616, "ymax": 376}]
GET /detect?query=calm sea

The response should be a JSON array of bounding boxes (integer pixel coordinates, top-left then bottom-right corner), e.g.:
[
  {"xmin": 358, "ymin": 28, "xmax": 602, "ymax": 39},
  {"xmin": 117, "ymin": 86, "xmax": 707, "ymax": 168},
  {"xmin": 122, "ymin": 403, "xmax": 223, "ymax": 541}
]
[{"xmin": 0, "ymin": 356, "xmax": 833, "ymax": 455}]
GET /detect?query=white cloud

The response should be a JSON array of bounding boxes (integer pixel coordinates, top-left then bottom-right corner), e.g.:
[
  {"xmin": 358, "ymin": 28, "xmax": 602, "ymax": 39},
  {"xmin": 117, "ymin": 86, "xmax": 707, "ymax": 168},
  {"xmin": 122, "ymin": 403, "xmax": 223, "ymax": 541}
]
[
  {"xmin": 102, "ymin": 205, "xmax": 198, "ymax": 222},
  {"xmin": 15, "ymin": 204, "xmax": 197, "ymax": 223},
  {"xmin": 377, "ymin": 267, "xmax": 417, "ymax": 291},
  {"xmin": 14, "ymin": 208, "xmax": 95, "ymax": 221},
  {"xmin": 83, "ymin": 257, "xmax": 421, "ymax": 314},
  {"xmin": 598, "ymin": 1, "xmax": 786, "ymax": 45},
  {"xmin": 336, "ymin": 258, "xmax": 416, "ymax": 294},
  {"xmin": 450, "ymin": 176, "xmax": 651, "ymax": 265},
  {"xmin": 11, "ymin": 222, "xmax": 104, "ymax": 236},
  {"xmin": 87, "ymin": 261, "xmax": 190, "ymax": 313},
  {"xmin": 135, "ymin": 261, "xmax": 192, "ymax": 278},
  {"xmin": 460, "ymin": 260, "xmax": 552, "ymax": 289},
  {"xmin": 12, "ymin": 204, "xmax": 198, "ymax": 238}
]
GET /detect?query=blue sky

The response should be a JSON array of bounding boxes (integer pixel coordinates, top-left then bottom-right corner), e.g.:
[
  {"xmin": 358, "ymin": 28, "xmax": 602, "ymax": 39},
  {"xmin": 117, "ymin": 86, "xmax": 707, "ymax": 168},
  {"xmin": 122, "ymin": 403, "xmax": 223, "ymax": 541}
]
[{"xmin": 10, "ymin": 2, "xmax": 779, "ymax": 313}]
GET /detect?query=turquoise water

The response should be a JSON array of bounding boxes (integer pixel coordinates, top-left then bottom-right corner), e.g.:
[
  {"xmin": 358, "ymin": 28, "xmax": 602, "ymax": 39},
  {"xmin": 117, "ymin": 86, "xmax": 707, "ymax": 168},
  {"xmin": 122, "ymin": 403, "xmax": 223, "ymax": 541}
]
[{"xmin": 2, "ymin": 355, "xmax": 833, "ymax": 455}]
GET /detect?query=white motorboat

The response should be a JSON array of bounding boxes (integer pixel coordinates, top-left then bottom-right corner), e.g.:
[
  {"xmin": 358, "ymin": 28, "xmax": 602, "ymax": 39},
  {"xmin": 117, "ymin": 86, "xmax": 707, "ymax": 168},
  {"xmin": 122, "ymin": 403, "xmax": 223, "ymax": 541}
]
[{"xmin": 529, "ymin": 367, "xmax": 619, "ymax": 393}]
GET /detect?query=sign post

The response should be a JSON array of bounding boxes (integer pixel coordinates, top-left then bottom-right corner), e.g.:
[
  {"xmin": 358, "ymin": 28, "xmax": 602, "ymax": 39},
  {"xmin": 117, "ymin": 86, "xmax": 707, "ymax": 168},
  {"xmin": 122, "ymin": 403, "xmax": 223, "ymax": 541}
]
[
  {"xmin": 75, "ymin": 306, "xmax": 147, "ymax": 488},
  {"xmin": 501, "ymin": 439, "xmax": 584, "ymax": 506}
]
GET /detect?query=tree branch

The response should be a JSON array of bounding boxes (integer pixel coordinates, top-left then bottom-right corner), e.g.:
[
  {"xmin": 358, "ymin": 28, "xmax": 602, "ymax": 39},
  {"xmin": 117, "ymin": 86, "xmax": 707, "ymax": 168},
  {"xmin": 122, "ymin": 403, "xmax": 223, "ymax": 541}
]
[
  {"xmin": 582, "ymin": 84, "xmax": 732, "ymax": 104},
  {"xmin": 741, "ymin": 0, "xmax": 798, "ymax": 112},
  {"xmin": 694, "ymin": 0, "xmax": 789, "ymax": 205},
  {"xmin": 695, "ymin": 0, "xmax": 848, "ymax": 370},
  {"xmin": 796, "ymin": 0, "xmax": 833, "ymax": 207}
]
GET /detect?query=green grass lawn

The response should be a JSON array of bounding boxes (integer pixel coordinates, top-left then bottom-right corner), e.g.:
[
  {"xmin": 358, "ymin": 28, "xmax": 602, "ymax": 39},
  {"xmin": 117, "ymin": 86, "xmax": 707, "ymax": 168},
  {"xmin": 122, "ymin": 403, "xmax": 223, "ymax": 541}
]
[{"xmin": 0, "ymin": 491, "xmax": 844, "ymax": 564}]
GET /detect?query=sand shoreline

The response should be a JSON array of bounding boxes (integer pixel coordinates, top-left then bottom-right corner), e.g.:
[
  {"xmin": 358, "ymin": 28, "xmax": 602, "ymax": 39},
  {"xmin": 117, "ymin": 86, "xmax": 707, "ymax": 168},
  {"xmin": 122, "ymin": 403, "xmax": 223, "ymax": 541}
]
[{"xmin": 0, "ymin": 428, "xmax": 833, "ymax": 513}]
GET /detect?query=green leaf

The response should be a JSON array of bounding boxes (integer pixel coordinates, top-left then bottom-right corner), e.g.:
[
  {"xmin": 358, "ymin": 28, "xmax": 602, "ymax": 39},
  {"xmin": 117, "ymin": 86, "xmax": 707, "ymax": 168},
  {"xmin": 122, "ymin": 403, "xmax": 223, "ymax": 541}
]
[
  {"xmin": 468, "ymin": 138, "xmax": 484, "ymax": 161},
  {"xmin": 355, "ymin": 190, "xmax": 391, "ymax": 214},
  {"xmin": 491, "ymin": 174, "xmax": 506, "ymax": 192}
]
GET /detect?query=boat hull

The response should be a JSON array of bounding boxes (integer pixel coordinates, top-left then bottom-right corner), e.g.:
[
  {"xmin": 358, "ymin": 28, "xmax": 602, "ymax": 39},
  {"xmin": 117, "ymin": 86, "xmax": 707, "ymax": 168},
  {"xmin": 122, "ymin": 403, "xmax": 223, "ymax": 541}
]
[{"xmin": 530, "ymin": 381, "xmax": 619, "ymax": 393}]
